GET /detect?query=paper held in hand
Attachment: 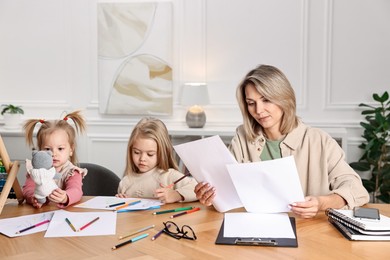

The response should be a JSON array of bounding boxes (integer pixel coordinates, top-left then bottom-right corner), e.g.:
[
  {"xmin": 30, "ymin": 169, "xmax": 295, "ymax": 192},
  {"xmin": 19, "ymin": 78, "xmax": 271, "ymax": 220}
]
[{"xmin": 174, "ymin": 135, "xmax": 304, "ymax": 213}]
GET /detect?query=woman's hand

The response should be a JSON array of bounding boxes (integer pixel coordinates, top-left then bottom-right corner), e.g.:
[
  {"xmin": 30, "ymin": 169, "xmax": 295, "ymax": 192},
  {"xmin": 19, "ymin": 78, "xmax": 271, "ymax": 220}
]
[
  {"xmin": 49, "ymin": 188, "xmax": 68, "ymax": 205},
  {"xmin": 194, "ymin": 182, "xmax": 216, "ymax": 206},
  {"xmin": 289, "ymin": 196, "xmax": 320, "ymax": 218},
  {"xmin": 290, "ymin": 194, "xmax": 346, "ymax": 218},
  {"xmin": 155, "ymin": 188, "xmax": 182, "ymax": 203}
]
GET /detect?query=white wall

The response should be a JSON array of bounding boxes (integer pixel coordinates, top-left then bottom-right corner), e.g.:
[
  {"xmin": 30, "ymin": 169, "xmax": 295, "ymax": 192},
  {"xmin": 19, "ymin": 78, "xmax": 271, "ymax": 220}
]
[{"xmin": 1, "ymin": 0, "xmax": 390, "ymax": 180}]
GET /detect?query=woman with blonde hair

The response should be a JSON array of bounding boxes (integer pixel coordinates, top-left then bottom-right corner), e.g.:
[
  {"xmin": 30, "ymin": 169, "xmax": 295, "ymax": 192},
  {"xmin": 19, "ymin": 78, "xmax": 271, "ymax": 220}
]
[{"xmin": 195, "ymin": 64, "xmax": 369, "ymax": 218}]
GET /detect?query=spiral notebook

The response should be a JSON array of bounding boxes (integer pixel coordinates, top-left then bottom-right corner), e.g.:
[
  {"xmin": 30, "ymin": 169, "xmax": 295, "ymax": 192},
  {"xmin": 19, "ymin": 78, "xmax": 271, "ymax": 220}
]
[
  {"xmin": 329, "ymin": 218, "xmax": 390, "ymax": 241},
  {"xmin": 325, "ymin": 208, "xmax": 390, "ymax": 232}
]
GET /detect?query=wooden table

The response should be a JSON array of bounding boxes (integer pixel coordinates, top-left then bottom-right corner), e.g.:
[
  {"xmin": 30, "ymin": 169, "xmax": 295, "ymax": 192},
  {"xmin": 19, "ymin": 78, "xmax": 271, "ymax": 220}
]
[{"xmin": 1, "ymin": 198, "xmax": 389, "ymax": 259}]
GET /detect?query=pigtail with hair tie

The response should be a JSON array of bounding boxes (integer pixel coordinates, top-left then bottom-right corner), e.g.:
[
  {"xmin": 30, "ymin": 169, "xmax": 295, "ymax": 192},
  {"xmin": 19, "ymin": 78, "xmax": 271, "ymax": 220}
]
[
  {"xmin": 63, "ymin": 116, "xmax": 68, "ymax": 121},
  {"xmin": 39, "ymin": 119, "xmax": 45, "ymax": 124}
]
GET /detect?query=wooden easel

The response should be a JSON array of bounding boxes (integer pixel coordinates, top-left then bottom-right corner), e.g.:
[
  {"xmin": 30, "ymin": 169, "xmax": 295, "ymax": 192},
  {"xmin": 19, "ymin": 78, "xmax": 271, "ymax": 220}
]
[{"xmin": 0, "ymin": 135, "xmax": 24, "ymax": 214}]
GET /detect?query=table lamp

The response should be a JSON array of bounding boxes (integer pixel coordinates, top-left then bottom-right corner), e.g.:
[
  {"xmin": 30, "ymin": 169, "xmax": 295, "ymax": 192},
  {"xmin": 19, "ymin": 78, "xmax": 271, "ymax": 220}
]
[{"xmin": 180, "ymin": 83, "xmax": 210, "ymax": 128}]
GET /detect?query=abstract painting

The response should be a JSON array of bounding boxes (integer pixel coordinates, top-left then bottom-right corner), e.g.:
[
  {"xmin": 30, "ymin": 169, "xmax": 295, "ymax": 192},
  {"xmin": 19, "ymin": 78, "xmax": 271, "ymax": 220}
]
[{"xmin": 98, "ymin": 2, "xmax": 173, "ymax": 115}]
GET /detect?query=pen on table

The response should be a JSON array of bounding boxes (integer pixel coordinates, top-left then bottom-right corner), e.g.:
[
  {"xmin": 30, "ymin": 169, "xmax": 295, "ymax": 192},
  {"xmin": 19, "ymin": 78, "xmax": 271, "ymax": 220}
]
[
  {"xmin": 152, "ymin": 206, "xmax": 193, "ymax": 215},
  {"xmin": 165, "ymin": 173, "xmax": 190, "ymax": 189},
  {"xmin": 111, "ymin": 233, "xmax": 149, "ymax": 250},
  {"xmin": 106, "ymin": 201, "xmax": 125, "ymax": 208},
  {"xmin": 15, "ymin": 219, "xmax": 50, "ymax": 234},
  {"xmin": 65, "ymin": 218, "xmax": 77, "ymax": 232},
  {"xmin": 115, "ymin": 200, "xmax": 141, "ymax": 211},
  {"xmin": 170, "ymin": 207, "xmax": 201, "ymax": 218},
  {"xmin": 151, "ymin": 224, "xmax": 170, "ymax": 241},
  {"xmin": 78, "ymin": 217, "xmax": 100, "ymax": 232},
  {"xmin": 119, "ymin": 224, "xmax": 155, "ymax": 240}
]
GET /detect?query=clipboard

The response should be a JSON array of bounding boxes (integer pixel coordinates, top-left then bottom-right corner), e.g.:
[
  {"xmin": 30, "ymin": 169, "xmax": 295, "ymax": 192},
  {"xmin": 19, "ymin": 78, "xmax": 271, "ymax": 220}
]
[{"xmin": 215, "ymin": 217, "xmax": 298, "ymax": 247}]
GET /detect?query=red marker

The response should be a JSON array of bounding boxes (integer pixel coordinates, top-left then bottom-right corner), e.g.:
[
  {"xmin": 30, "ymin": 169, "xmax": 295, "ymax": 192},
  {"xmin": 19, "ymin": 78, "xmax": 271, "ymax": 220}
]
[
  {"xmin": 170, "ymin": 207, "xmax": 200, "ymax": 218},
  {"xmin": 78, "ymin": 217, "xmax": 100, "ymax": 232}
]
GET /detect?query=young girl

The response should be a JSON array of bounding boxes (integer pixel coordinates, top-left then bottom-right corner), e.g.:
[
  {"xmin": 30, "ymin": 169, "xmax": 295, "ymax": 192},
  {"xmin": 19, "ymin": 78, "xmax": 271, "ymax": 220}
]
[
  {"xmin": 116, "ymin": 117, "xmax": 198, "ymax": 203},
  {"xmin": 22, "ymin": 110, "xmax": 87, "ymax": 208}
]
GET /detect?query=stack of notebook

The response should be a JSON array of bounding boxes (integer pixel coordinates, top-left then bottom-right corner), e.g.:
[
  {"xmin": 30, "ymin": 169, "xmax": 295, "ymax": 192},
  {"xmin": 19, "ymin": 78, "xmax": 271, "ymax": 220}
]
[{"xmin": 326, "ymin": 208, "xmax": 390, "ymax": 241}]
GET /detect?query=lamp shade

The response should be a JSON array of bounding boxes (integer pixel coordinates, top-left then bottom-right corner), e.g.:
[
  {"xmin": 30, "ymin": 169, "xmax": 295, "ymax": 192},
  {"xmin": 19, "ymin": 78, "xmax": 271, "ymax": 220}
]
[
  {"xmin": 180, "ymin": 83, "xmax": 210, "ymax": 128},
  {"xmin": 180, "ymin": 83, "xmax": 210, "ymax": 106}
]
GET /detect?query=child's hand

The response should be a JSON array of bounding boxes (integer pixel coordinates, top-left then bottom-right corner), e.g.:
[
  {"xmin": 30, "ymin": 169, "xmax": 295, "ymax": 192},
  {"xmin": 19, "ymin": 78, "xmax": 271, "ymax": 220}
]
[
  {"xmin": 30, "ymin": 197, "xmax": 43, "ymax": 209},
  {"xmin": 49, "ymin": 188, "xmax": 68, "ymax": 204},
  {"xmin": 155, "ymin": 188, "xmax": 183, "ymax": 203},
  {"xmin": 115, "ymin": 193, "xmax": 129, "ymax": 198}
]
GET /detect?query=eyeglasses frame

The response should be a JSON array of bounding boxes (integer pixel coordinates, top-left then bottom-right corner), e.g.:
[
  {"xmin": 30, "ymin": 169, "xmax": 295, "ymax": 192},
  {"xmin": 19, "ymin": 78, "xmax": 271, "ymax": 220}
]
[{"xmin": 162, "ymin": 221, "xmax": 197, "ymax": 240}]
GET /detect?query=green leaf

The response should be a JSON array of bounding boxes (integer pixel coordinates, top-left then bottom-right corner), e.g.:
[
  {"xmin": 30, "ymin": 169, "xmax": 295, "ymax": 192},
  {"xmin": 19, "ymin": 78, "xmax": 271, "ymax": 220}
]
[
  {"xmin": 359, "ymin": 103, "xmax": 375, "ymax": 109},
  {"xmin": 377, "ymin": 193, "xmax": 390, "ymax": 203},
  {"xmin": 362, "ymin": 179, "xmax": 376, "ymax": 193},
  {"xmin": 361, "ymin": 110, "xmax": 376, "ymax": 115},
  {"xmin": 350, "ymin": 162, "xmax": 371, "ymax": 171},
  {"xmin": 381, "ymin": 91, "xmax": 389, "ymax": 101},
  {"xmin": 373, "ymin": 93, "xmax": 382, "ymax": 102}
]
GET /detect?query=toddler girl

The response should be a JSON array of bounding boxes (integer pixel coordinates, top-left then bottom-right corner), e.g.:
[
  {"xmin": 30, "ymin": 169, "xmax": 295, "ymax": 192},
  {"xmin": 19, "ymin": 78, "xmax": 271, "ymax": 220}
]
[{"xmin": 22, "ymin": 110, "xmax": 87, "ymax": 208}]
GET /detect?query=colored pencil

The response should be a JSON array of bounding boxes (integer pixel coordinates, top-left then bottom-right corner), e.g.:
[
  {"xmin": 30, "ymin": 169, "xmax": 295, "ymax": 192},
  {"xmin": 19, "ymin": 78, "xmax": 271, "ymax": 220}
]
[
  {"xmin": 165, "ymin": 173, "xmax": 190, "ymax": 188},
  {"xmin": 78, "ymin": 217, "xmax": 100, "ymax": 232},
  {"xmin": 111, "ymin": 233, "xmax": 149, "ymax": 250},
  {"xmin": 151, "ymin": 224, "xmax": 170, "ymax": 241},
  {"xmin": 170, "ymin": 207, "xmax": 201, "ymax": 218},
  {"xmin": 119, "ymin": 224, "xmax": 155, "ymax": 240},
  {"xmin": 152, "ymin": 206, "xmax": 193, "ymax": 215},
  {"xmin": 115, "ymin": 200, "xmax": 141, "ymax": 211},
  {"xmin": 15, "ymin": 219, "xmax": 50, "ymax": 234},
  {"xmin": 65, "ymin": 218, "xmax": 77, "ymax": 232},
  {"xmin": 106, "ymin": 201, "xmax": 125, "ymax": 208}
]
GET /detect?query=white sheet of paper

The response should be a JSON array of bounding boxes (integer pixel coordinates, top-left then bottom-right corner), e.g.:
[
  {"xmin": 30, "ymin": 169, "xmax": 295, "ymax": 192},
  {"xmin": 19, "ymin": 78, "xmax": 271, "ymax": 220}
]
[
  {"xmin": 226, "ymin": 156, "xmax": 304, "ymax": 213},
  {"xmin": 174, "ymin": 135, "xmax": 243, "ymax": 212},
  {"xmin": 74, "ymin": 196, "xmax": 162, "ymax": 211},
  {"xmin": 224, "ymin": 212, "xmax": 295, "ymax": 238},
  {"xmin": 44, "ymin": 210, "xmax": 116, "ymax": 237},
  {"xmin": 0, "ymin": 211, "xmax": 55, "ymax": 237}
]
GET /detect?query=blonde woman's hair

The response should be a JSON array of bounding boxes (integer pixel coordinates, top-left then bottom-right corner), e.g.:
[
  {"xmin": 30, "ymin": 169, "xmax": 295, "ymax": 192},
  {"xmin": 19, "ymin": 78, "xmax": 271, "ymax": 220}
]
[
  {"xmin": 23, "ymin": 110, "xmax": 86, "ymax": 164},
  {"xmin": 236, "ymin": 64, "xmax": 299, "ymax": 141},
  {"xmin": 124, "ymin": 117, "xmax": 178, "ymax": 176}
]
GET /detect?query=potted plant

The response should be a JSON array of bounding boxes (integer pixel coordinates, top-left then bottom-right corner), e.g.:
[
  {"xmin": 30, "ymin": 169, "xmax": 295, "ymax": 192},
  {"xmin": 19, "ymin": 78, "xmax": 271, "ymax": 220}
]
[
  {"xmin": 349, "ymin": 91, "xmax": 390, "ymax": 203},
  {"xmin": 1, "ymin": 104, "xmax": 24, "ymax": 129}
]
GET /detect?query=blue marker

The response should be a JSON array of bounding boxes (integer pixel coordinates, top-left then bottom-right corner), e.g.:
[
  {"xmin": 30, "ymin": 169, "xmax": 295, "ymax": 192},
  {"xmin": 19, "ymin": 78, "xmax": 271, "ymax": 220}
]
[{"xmin": 111, "ymin": 233, "xmax": 149, "ymax": 250}]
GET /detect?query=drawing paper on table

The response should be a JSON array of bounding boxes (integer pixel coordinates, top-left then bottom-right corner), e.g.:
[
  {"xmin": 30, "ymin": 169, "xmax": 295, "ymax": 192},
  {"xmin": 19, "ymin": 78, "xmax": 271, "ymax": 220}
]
[
  {"xmin": 44, "ymin": 210, "xmax": 116, "ymax": 237},
  {"xmin": 224, "ymin": 212, "xmax": 296, "ymax": 238},
  {"xmin": 0, "ymin": 211, "xmax": 55, "ymax": 237},
  {"xmin": 174, "ymin": 135, "xmax": 242, "ymax": 212},
  {"xmin": 226, "ymin": 156, "xmax": 304, "ymax": 213},
  {"xmin": 75, "ymin": 196, "xmax": 162, "ymax": 211}
]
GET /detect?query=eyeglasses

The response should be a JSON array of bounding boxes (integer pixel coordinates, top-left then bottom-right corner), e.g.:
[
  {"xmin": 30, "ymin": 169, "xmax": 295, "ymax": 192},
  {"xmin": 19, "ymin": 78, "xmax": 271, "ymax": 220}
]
[{"xmin": 162, "ymin": 221, "xmax": 197, "ymax": 240}]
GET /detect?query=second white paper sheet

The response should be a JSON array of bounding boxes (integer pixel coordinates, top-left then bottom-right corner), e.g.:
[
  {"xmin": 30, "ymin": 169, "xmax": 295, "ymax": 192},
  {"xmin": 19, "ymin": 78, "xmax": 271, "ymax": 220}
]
[{"xmin": 226, "ymin": 156, "xmax": 304, "ymax": 213}]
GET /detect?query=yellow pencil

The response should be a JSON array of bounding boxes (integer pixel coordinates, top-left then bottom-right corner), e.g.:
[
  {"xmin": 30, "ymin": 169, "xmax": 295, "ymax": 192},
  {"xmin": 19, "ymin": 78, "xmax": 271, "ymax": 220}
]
[{"xmin": 119, "ymin": 224, "xmax": 155, "ymax": 240}]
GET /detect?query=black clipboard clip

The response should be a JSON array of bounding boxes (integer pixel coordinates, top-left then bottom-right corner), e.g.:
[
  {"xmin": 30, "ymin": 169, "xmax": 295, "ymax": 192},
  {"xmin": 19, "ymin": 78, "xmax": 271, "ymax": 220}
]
[{"xmin": 235, "ymin": 238, "xmax": 278, "ymax": 246}]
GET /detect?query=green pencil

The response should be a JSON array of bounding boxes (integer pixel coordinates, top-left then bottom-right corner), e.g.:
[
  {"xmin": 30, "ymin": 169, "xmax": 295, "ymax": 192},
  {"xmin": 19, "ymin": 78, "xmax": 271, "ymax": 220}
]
[{"xmin": 153, "ymin": 206, "xmax": 193, "ymax": 215}]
